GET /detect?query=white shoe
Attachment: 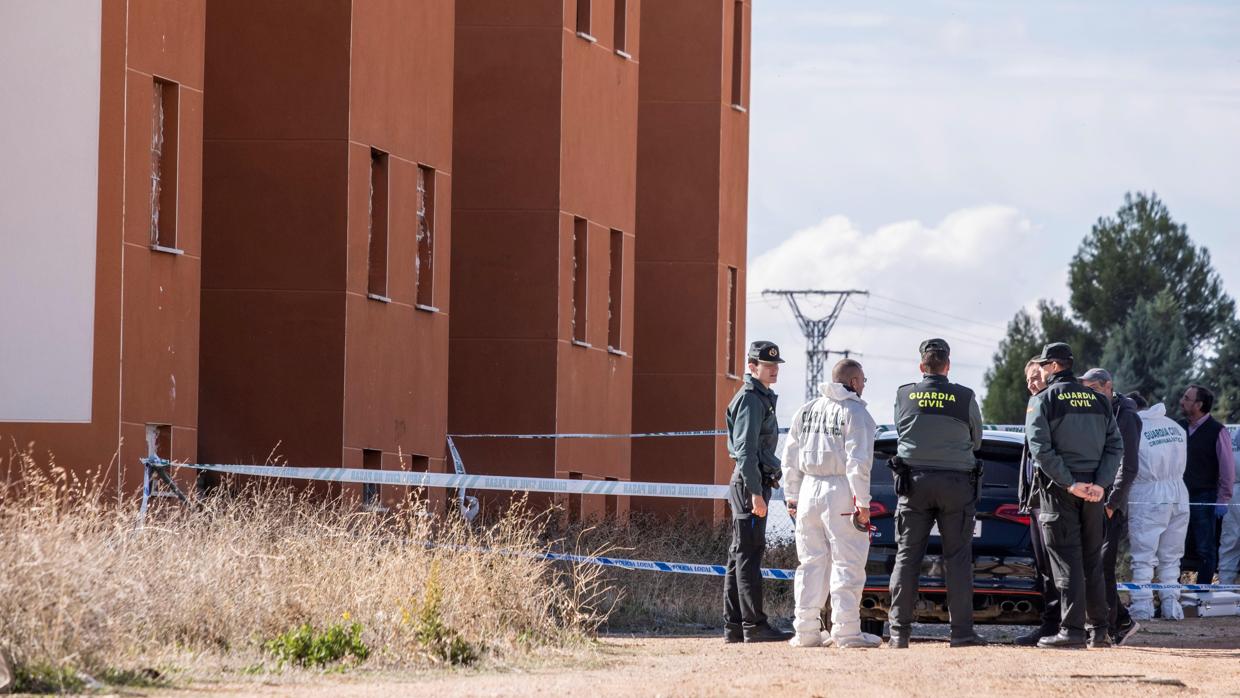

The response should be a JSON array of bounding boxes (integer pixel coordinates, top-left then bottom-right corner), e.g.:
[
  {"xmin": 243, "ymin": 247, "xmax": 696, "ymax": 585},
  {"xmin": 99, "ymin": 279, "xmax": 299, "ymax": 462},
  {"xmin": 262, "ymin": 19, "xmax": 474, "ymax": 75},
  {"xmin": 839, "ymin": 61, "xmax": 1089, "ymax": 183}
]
[
  {"xmin": 835, "ymin": 632, "xmax": 882, "ymax": 649},
  {"xmin": 1129, "ymin": 601, "xmax": 1154, "ymax": 621},
  {"xmin": 788, "ymin": 633, "xmax": 822, "ymax": 648},
  {"xmin": 789, "ymin": 631, "xmax": 834, "ymax": 648},
  {"xmin": 1161, "ymin": 598, "xmax": 1184, "ymax": 621}
]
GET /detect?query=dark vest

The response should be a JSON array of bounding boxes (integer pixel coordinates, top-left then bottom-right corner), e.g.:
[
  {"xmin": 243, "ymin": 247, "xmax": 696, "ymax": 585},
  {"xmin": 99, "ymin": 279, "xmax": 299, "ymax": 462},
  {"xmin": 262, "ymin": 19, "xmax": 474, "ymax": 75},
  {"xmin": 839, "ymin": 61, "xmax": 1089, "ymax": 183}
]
[{"xmin": 1181, "ymin": 416, "xmax": 1223, "ymax": 491}]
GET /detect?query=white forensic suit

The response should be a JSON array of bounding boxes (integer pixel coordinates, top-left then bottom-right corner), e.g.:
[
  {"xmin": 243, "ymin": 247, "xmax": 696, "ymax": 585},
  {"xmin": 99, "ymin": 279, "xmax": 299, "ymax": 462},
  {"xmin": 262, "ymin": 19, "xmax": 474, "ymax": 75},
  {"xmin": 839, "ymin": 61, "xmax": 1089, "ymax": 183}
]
[
  {"xmin": 781, "ymin": 382, "xmax": 878, "ymax": 648},
  {"xmin": 1219, "ymin": 429, "xmax": 1240, "ymax": 585},
  {"xmin": 1127, "ymin": 403, "xmax": 1191, "ymax": 620}
]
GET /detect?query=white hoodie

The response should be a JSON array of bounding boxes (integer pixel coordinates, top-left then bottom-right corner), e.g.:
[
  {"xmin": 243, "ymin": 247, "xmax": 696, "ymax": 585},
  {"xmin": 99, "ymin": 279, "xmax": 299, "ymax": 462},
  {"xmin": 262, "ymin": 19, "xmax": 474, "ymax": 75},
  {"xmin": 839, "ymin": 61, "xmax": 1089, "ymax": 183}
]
[
  {"xmin": 781, "ymin": 382, "xmax": 877, "ymax": 507},
  {"xmin": 1136, "ymin": 403, "xmax": 1189, "ymax": 486}
]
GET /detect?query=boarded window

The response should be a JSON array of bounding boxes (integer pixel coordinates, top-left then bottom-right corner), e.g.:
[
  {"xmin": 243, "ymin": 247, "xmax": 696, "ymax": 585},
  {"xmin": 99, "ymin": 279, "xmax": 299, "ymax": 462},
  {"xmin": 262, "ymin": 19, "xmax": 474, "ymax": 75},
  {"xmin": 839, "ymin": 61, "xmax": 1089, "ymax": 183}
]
[
  {"xmin": 731, "ymin": 1, "xmax": 745, "ymax": 107},
  {"xmin": 727, "ymin": 266, "xmax": 738, "ymax": 375},
  {"xmin": 368, "ymin": 149, "xmax": 389, "ymax": 298},
  {"xmin": 576, "ymin": 0, "xmax": 592, "ymax": 36},
  {"xmin": 416, "ymin": 165, "xmax": 435, "ymax": 307},
  {"xmin": 614, "ymin": 0, "xmax": 627, "ymax": 53},
  {"xmin": 362, "ymin": 448, "xmax": 381, "ymax": 508},
  {"xmin": 150, "ymin": 78, "xmax": 179, "ymax": 249},
  {"xmin": 572, "ymin": 218, "xmax": 588, "ymax": 342},
  {"xmin": 608, "ymin": 229, "xmax": 623, "ymax": 350}
]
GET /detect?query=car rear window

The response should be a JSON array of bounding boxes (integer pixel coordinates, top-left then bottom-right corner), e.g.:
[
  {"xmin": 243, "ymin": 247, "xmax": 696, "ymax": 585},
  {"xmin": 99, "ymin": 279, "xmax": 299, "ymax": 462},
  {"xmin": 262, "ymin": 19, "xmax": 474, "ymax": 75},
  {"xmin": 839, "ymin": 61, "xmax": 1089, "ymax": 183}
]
[{"xmin": 870, "ymin": 438, "xmax": 1023, "ymax": 488}]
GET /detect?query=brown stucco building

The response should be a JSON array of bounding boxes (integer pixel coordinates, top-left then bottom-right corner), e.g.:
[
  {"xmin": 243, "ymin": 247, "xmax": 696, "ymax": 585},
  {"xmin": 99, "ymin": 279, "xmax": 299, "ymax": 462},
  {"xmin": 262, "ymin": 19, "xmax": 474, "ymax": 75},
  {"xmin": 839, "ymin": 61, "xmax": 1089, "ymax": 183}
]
[
  {"xmin": 198, "ymin": 0, "xmax": 456, "ymax": 505},
  {"xmin": 0, "ymin": 0, "xmax": 205, "ymax": 491},
  {"xmin": 632, "ymin": 0, "xmax": 751, "ymax": 520},
  {"xmin": 3, "ymin": 1, "xmax": 752, "ymax": 522},
  {"xmin": 449, "ymin": 0, "xmax": 640, "ymax": 518}
]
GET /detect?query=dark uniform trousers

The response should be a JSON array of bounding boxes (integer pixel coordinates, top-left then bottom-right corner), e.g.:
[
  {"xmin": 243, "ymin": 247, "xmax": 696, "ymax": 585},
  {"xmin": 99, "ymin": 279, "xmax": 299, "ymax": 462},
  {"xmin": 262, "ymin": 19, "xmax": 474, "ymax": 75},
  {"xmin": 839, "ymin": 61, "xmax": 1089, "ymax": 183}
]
[
  {"xmin": 723, "ymin": 485, "xmax": 771, "ymax": 629},
  {"xmin": 1102, "ymin": 509, "xmax": 1132, "ymax": 631},
  {"xmin": 1028, "ymin": 508, "xmax": 1062, "ymax": 634},
  {"xmin": 1039, "ymin": 477, "xmax": 1109, "ymax": 636},
  {"xmin": 889, "ymin": 469, "xmax": 977, "ymax": 637}
]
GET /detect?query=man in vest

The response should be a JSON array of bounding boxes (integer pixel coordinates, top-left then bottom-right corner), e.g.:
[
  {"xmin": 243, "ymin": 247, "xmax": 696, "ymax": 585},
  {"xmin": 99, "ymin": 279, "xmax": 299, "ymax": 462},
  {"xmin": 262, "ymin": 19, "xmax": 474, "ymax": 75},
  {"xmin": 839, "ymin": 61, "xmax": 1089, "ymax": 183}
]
[
  {"xmin": 782, "ymin": 358, "xmax": 881, "ymax": 649},
  {"xmin": 723, "ymin": 341, "xmax": 793, "ymax": 643},
  {"xmin": 1126, "ymin": 393, "xmax": 1191, "ymax": 621},
  {"xmin": 1025, "ymin": 342, "xmax": 1122, "ymax": 649},
  {"xmin": 888, "ymin": 339, "xmax": 988, "ymax": 649},
  {"xmin": 1177, "ymin": 384, "xmax": 1236, "ymax": 583}
]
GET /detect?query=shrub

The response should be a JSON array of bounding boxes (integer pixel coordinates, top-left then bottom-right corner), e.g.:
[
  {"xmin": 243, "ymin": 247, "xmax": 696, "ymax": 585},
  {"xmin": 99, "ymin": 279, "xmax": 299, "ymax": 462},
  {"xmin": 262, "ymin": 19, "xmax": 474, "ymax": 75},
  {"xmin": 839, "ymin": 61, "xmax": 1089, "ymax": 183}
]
[{"xmin": 265, "ymin": 620, "xmax": 370, "ymax": 668}]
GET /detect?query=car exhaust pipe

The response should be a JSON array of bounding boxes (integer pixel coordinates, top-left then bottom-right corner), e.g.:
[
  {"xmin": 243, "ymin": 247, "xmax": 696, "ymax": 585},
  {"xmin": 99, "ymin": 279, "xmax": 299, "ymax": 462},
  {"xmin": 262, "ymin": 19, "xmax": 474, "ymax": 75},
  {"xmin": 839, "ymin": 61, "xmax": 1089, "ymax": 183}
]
[
  {"xmin": 861, "ymin": 596, "xmax": 878, "ymax": 610},
  {"xmin": 1015, "ymin": 600, "xmax": 1032, "ymax": 614},
  {"xmin": 1000, "ymin": 600, "xmax": 1017, "ymax": 613}
]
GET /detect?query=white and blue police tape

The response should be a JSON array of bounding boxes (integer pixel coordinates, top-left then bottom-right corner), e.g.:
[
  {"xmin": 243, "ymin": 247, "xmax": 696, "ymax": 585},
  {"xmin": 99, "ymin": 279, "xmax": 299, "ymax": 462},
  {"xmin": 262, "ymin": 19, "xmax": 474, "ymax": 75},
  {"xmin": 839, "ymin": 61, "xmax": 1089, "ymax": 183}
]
[{"xmin": 144, "ymin": 459, "xmax": 772, "ymax": 500}]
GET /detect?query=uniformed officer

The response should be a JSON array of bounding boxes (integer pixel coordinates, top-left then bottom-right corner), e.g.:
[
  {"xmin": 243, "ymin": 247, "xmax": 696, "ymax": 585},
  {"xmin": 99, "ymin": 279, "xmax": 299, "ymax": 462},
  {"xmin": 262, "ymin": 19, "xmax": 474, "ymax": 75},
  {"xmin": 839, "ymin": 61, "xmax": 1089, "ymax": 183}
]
[
  {"xmin": 723, "ymin": 340, "xmax": 792, "ymax": 643},
  {"xmin": 888, "ymin": 338, "xmax": 988, "ymax": 648},
  {"xmin": 1025, "ymin": 342, "xmax": 1123, "ymax": 649}
]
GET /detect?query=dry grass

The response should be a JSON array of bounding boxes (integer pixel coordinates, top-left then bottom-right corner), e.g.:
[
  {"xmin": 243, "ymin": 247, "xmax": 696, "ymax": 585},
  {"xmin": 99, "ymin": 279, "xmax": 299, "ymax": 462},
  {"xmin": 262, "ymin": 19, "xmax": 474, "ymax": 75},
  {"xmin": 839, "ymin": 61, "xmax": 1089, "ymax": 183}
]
[
  {"xmin": 0, "ymin": 447, "xmax": 613, "ymax": 688},
  {"xmin": 561, "ymin": 512, "xmax": 797, "ymax": 630}
]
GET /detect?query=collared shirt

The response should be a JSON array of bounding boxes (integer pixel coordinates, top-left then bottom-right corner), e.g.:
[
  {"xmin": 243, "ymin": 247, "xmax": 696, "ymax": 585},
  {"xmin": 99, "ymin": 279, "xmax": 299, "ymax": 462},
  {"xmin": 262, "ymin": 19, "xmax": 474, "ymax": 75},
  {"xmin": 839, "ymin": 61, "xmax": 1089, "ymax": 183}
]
[{"xmin": 1187, "ymin": 413, "xmax": 1237, "ymax": 503}]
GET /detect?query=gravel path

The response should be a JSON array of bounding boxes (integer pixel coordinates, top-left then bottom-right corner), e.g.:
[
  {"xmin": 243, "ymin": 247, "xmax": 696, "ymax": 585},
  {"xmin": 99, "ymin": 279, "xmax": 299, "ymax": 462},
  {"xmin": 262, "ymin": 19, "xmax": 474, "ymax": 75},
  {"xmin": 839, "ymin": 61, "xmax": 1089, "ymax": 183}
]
[{"xmin": 167, "ymin": 618, "xmax": 1240, "ymax": 697}]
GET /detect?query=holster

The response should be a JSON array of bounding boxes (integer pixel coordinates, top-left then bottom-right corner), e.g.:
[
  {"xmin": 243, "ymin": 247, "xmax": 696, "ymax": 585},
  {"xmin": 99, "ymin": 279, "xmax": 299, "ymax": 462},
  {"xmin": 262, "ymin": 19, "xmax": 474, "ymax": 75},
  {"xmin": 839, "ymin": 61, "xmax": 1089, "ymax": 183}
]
[
  {"xmin": 887, "ymin": 456, "xmax": 912, "ymax": 496},
  {"xmin": 970, "ymin": 458, "xmax": 984, "ymax": 502}
]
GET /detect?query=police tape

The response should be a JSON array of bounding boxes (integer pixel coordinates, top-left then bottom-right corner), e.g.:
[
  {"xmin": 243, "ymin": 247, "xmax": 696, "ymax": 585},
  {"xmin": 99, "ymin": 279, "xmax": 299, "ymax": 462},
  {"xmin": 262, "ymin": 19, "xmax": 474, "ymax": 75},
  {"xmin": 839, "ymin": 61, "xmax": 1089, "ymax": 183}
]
[
  {"xmin": 141, "ymin": 460, "xmax": 1240, "ymax": 592},
  {"xmin": 145, "ymin": 459, "xmax": 776, "ymax": 500},
  {"xmin": 525, "ymin": 551, "xmax": 1239, "ymax": 591}
]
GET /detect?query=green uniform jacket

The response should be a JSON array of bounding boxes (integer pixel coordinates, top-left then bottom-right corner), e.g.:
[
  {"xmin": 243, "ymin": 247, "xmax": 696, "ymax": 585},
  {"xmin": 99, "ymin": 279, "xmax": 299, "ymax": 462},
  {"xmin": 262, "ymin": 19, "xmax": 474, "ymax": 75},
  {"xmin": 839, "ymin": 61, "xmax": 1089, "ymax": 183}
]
[
  {"xmin": 1025, "ymin": 370, "xmax": 1123, "ymax": 490},
  {"xmin": 893, "ymin": 374, "xmax": 983, "ymax": 471},
  {"xmin": 726, "ymin": 375, "xmax": 782, "ymax": 499}
]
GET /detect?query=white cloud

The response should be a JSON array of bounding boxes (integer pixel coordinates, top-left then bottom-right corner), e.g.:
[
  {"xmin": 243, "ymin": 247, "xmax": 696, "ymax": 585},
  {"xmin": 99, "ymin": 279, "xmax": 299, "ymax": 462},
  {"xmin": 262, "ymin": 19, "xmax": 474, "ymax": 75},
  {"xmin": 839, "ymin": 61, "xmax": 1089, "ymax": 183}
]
[{"xmin": 746, "ymin": 206, "xmax": 1061, "ymax": 425}]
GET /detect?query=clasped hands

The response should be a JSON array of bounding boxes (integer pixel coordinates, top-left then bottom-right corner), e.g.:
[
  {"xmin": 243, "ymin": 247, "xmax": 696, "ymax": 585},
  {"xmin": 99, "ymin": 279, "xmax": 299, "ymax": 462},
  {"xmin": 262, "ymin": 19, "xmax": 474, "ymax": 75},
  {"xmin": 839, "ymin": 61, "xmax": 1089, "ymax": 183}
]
[{"xmin": 1067, "ymin": 482, "xmax": 1104, "ymax": 502}]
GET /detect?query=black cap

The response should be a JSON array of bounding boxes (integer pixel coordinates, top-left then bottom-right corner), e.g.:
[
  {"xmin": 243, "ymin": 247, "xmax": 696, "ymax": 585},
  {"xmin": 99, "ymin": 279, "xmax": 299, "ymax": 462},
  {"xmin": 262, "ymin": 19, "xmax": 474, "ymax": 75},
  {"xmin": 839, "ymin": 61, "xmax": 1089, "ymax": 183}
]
[
  {"xmin": 748, "ymin": 340, "xmax": 785, "ymax": 364},
  {"xmin": 1036, "ymin": 342, "xmax": 1074, "ymax": 365},
  {"xmin": 919, "ymin": 338, "xmax": 950, "ymax": 357}
]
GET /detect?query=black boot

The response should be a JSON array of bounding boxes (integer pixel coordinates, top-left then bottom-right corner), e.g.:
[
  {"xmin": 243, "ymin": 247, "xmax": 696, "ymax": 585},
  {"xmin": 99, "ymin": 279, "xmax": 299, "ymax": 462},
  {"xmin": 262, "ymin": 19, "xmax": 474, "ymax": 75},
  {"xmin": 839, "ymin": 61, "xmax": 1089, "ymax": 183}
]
[
  {"xmin": 1014, "ymin": 626, "xmax": 1057, "ymax": 646},
  {"xmin": 743, "ymin": 622, "xmax": 793, "ymax": 643},
  {"xmin": 950, "ymin": 633, "xmax": 989, "ymax": 648},
  {"xmin": 888, "ymin": 631, "xmax": 910, "ymax": 649},
  {"xmin": 1037, "ymin": 630, "xmax": 1087, "ymax": 649},
  {"xmin": 724, "ymin": 622, "xmax": 743, "ymax": 644},
  {"xmin": 1087, "ymin": 630, "xmax": 1111, "ymax": 649}
]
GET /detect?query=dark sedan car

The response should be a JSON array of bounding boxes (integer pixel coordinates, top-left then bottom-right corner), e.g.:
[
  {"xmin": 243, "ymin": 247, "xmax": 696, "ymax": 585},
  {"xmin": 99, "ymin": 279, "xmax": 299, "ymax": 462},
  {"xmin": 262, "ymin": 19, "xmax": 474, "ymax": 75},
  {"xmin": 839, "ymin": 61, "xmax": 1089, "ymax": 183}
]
[{"xmin": 855, "ymin": 428, "xmax": 1040, "ymax": 635}]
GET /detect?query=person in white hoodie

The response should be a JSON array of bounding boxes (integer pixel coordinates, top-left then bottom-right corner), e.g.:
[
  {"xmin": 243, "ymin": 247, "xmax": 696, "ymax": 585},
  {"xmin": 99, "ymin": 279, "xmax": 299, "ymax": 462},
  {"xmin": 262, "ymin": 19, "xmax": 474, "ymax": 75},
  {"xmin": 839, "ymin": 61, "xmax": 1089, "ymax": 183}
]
[
  {"xmin": 1127, "ymin": 395, "xmax": 1191, "ymax": 620},
  {"xmin": 781, "ymin": 358, "xmax": 880, "ymax": 649}
]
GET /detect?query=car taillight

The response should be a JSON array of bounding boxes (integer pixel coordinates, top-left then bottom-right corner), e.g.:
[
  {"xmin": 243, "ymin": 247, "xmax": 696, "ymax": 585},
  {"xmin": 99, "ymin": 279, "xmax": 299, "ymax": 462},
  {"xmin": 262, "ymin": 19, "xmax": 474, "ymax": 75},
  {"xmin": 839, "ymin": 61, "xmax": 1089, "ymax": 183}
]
[
  {"xmin": 994, "ymin": 503, "xmax": 1030, "ymax": 527},
  {"xmin": 869, "ymin": 501, "xmax": 891, "ymax": 518}
]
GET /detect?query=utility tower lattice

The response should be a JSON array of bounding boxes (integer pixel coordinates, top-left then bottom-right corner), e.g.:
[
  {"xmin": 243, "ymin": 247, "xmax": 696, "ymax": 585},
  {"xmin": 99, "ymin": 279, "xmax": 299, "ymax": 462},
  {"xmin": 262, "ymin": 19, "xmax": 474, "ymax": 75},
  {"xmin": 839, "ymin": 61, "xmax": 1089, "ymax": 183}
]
[{"xmin": 763, "ymin": 289, "xmax": 869, "ymax": 401}]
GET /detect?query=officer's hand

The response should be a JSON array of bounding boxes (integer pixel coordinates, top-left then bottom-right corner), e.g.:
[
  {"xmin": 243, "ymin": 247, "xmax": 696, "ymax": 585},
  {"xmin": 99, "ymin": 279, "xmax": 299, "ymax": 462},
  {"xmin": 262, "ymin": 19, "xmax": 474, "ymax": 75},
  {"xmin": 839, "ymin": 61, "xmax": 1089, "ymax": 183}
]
[
  {"xmin": 1218, "ymin": 504, "xmax": 1230, "ymax": 519},
  {"xmin": 854, "ymin": 505, "xmax": 871, "ymax": 526},
  {"xmin": 1105, "ymin": 506, "xmax": 1114, "ymax": 519},
  {"xmin": 751, "ymin": 494, "xmax": 768, "ymax": 518},
  {"xmin": 786, "ymin": 499, "xmax": 798, "ymax": 519}
]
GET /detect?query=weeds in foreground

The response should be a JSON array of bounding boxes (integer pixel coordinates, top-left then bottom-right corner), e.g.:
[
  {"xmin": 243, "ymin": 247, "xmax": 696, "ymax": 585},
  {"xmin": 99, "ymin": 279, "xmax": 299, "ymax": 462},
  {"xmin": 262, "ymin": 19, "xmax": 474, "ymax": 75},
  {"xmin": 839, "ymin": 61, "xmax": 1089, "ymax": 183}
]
[
  {"xmin": 0, "ymin": 445, "xmax": 611, "ymax": 686},
  {"xmin": 264, "ymin": 620, "xmax": 371, "ymax": 669}
]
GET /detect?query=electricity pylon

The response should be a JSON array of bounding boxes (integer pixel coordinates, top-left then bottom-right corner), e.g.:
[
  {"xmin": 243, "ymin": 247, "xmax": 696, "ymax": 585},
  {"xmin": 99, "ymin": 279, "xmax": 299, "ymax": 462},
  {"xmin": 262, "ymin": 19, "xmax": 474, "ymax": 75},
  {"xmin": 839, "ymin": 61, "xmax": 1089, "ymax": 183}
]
[{"xmin": 763, "ymin": 289, "xmax": 868, "ymax": 401}]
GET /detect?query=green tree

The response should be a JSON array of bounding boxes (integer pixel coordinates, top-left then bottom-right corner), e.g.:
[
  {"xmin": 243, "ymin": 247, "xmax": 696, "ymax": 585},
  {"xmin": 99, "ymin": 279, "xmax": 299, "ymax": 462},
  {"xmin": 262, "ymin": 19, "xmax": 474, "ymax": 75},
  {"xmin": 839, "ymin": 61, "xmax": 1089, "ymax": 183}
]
[
  {"xmin": 982, "ymin": 309, "xmax": 1042, "ymax": 424},
  {"xmin": 1099, "ymin": 290, "xmax": 1194, "ymax": 412},
  {"xmin": 1203, "ymin": 318, "xmax": 1240, "ymax": 422},
  {"xmin": 982, "ymin": 300, "xmax": 1096, "ymax": 423},
  {"xmin": 1068, "ymin": 192, "xmax": 1235, "ymax": 348}
]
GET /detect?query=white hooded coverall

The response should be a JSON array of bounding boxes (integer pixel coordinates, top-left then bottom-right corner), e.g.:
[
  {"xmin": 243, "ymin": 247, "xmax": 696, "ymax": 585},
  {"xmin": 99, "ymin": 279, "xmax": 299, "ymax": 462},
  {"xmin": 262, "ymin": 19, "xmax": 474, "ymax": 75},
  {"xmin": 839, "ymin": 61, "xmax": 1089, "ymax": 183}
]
[
  {"xmin": 1127, "ymin": 403, "xmax": 1191, "ymax": 620},
  {"xmin": 1219, "ymin": 428, "xmax": 1240, "ymax": 584},
  {"xmin": 781, "ymin": 382, "xmax": 876, "ymax": 643}
]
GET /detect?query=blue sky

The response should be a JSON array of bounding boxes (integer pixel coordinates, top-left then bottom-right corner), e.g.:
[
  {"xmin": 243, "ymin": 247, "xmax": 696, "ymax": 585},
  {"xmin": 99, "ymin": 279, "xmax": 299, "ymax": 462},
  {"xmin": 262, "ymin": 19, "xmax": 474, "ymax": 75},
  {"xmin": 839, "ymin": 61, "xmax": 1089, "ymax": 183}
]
[{"xmin": 744, "ymin": 1, "xmax": 1240, "ymax": 424}]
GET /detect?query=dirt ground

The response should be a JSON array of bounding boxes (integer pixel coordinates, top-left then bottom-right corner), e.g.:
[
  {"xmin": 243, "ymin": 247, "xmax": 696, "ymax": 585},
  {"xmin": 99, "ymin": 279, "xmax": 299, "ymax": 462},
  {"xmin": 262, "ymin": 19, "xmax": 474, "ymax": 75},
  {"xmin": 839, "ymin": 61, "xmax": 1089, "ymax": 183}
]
[{"xmin": 159, "ymin": 617, "xmax": 1240, "ymax": 697}]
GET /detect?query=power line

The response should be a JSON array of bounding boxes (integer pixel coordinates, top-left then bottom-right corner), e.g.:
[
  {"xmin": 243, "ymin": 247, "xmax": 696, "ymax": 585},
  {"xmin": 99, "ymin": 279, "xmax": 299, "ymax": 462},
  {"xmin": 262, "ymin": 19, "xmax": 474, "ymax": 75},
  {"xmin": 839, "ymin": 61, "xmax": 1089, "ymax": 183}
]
[
  {"xmin": 763, "ymin": 289, "xmax": 868, "ymax": 401},
  {"xmin": 852, "ymin": 304, "xmax": 1002, "ymax": 346},
  {"xmin": 867, "ymin": 292, "xmax": 1009, "ymax": 332}
]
